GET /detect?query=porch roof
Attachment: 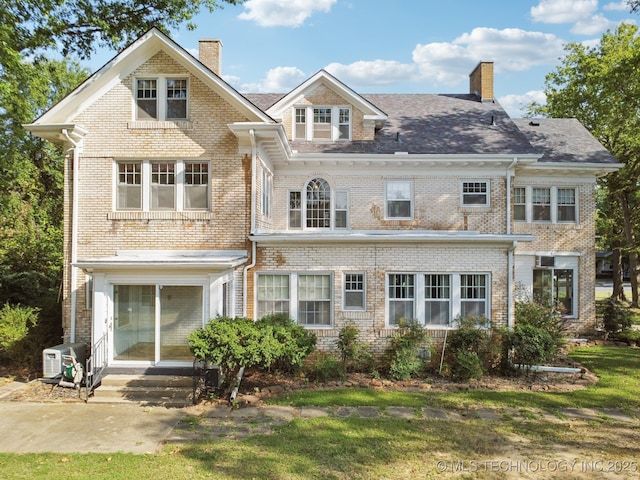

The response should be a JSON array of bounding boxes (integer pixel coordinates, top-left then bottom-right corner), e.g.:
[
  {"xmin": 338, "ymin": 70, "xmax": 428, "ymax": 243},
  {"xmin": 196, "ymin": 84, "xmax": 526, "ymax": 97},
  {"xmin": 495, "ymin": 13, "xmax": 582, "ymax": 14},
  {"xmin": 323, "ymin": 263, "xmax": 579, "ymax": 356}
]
[
  {"xmin": 74, "ymin": 250, "xmax": 248, "ymax": 271},
  {"xmin": 249, "ymin": 230, "xmax": 535, "ymax": 246}
]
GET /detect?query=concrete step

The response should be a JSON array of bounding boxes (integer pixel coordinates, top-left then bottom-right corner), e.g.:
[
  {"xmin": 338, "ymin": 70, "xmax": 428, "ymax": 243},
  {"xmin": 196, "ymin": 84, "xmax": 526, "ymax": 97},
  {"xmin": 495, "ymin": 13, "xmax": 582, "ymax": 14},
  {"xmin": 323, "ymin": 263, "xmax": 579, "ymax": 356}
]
[{"xmin": 89, "ymin": 374, "xmax": 194, "ymax": 407}]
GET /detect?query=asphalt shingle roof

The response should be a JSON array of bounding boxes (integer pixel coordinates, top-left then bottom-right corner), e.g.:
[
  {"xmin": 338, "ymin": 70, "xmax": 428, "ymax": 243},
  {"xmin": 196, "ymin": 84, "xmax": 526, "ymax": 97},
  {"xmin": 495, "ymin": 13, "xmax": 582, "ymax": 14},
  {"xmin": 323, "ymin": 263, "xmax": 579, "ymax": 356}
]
[
  {"xmin": 244, "ymin": 93, "xmax": 618, "ymax": 164},
  {"xmin": 511, "ymin": 118, "xmax": 618, "ymax": 164}
]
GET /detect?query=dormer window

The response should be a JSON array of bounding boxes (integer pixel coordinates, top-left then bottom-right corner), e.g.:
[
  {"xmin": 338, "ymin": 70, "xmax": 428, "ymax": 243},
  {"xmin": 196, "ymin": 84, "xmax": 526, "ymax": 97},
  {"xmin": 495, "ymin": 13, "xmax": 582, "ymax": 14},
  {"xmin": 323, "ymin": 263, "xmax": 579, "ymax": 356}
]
[
  {"xmin": 135, "ymin": 77, "xmax": 189, "ymax": 121},
  {"xmin": 293, "ymin": 106, "xmax": 351, "ymax": 141}
]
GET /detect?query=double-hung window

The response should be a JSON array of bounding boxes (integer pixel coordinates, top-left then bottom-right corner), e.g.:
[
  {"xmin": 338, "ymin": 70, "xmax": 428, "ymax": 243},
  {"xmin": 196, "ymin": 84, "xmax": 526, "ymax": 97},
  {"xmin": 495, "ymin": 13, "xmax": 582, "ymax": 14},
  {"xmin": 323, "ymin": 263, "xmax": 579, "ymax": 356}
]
[
  {"xmin": 514, "ymin": 186, "xmax": 577, "ymax": 223},
  {"xmin": 344, "ymin": 273, "xmax": 365, "ymax": 310},
  {"xmin": 116, "ymin": 160, "xmax": 209, "ymax": 211},
  {"xmin": 293, "ymin": 106, "xmax": 351, "ymax": 141},
  {"xmin": 257, "ymin": 273, "xmax": 333, "ymax": 326},
  {"xmin": 462, "ymin": 181, "xmax": 489, "ymax": 206},
  {"xmin": 386, "ymin": 180, "xmax": 413, "ymax": 219},
  {"xmin": 386, "ymin": 273, "xmax": 489, "ymax": 326},
  {"xmin": 288, "ymin": 178, "xmax": 348, "ymax": 229},
  {"xmin": 135, "ymin": 77, "xmax": 188, "ymax": 121}
]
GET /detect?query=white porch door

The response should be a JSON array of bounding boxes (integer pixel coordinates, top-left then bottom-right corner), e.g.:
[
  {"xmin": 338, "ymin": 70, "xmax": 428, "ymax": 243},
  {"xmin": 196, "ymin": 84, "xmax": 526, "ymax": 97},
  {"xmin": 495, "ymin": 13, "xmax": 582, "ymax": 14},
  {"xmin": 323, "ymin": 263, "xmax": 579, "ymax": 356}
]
[{"xmin": 113, "ymin": 284, "xmax": 203, "ymax": 364}]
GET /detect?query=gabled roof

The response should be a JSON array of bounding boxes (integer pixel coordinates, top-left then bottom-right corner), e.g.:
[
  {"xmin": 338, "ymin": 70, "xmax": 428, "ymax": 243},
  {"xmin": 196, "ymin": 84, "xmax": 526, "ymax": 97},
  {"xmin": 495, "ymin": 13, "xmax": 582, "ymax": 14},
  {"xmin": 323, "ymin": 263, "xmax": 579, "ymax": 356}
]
[
  {"xmin": 264, "ymin": 69, "xmax": 387, "ymax": 128},
  {"xmin": 28, "ymin": 27, "xmax": 273, "ymax": 132}
]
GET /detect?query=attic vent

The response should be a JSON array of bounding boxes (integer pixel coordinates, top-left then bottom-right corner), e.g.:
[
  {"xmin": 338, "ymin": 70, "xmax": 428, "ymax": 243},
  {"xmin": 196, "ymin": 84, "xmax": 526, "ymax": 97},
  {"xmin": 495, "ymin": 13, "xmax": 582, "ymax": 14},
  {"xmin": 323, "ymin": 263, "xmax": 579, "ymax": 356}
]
[{"xmin": 529, "ymin": 120, "xmax": 540, "ymax": 127}]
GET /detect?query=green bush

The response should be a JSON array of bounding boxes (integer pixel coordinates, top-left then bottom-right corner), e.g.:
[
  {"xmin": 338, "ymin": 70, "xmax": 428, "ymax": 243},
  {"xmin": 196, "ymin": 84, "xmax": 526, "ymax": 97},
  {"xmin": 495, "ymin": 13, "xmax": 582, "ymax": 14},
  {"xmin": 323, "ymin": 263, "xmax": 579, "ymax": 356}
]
[
  {"xmin": 616, "ymin": 329, "xmax": 640, "ymax": 345},
  {"xmin": 602, "ymin": 299, "xmax": 632, "ymax": 335},
  {"xmin": 386, "ymin": 320, "xmax": 430, "ymax": 381},
  {"xmin": 255, "ymin": 313, "xmax": 316, "ymax": 373},
  {"xmin": 504, "ymin": 323, "xmax": 556, "ymax": 373},
  {"xmin": 451, "ymin": 350, "xmax": 483, "ymax": 382},
  {"xmin": 515, "ymin": 299, "xmax": 567, "ymax": 344},
  {"xmin": 305, "ymin": 352, "xmax": 345, "ymax": 382},
  {"xmin": 188, "ymin": 315, "xmax": 316, "ymax": 386},
  {"xmin": 336, "ymin": 324, "xmax": 375, "ymax": 373},
  {"xmin": 0, "ymin": 303, "xmax": 39, "ymax": 365}
]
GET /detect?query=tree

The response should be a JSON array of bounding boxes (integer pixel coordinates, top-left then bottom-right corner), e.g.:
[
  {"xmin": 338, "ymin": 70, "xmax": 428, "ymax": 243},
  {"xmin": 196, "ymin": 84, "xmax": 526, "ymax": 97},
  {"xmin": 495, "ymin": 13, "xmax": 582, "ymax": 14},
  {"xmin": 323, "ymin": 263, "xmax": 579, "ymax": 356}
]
[
  {"xmin": 529, "ymin": 23, "xmax": 640, "ymax": 305},
  {"xmin": 629, "ymin": 0, "xmax": 640, "ymax": 13},
  {"xmin": 1, "ymin": 0, "xmax": 241, "ymax": 63},
  {"xmin": 0, "ymin": 56, "xmax": 88, "ymax": 338}
]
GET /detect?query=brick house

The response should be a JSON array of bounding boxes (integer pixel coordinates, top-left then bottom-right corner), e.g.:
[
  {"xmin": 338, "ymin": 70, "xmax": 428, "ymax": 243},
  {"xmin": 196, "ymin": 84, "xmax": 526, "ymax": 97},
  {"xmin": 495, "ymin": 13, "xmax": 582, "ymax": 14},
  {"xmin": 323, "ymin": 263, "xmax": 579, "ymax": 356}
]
[{"xmin": 26, "ymin": 28, "xmax": 619, "ymax": 370}]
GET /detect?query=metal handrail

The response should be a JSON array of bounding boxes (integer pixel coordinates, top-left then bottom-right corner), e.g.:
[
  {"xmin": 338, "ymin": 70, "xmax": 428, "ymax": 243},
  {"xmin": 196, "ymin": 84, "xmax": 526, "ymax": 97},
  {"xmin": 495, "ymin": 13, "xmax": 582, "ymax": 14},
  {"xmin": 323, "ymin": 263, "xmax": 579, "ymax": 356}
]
[{"xmin": 84, "ymin": 331, "xmax": 108, "ymax": 401}]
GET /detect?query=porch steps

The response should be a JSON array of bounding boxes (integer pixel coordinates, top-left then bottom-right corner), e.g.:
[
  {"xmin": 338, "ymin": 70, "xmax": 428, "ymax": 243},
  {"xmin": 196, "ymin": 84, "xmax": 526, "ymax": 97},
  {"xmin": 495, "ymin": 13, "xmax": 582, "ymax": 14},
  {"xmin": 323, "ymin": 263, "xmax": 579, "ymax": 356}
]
[{"xmin": 89, "ymin": 374, "xmax": 194, "ymax": 407}]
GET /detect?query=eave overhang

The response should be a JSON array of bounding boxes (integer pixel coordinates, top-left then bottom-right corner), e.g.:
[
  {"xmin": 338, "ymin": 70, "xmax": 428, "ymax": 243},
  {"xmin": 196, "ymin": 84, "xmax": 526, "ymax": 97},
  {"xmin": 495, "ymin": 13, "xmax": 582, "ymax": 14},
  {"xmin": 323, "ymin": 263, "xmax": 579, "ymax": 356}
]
[
  {"xmin": 518, "ymin": 162, "xmax": 622, "ymax": 177},
  {"xmin": 22, "ymin": 123, "xmax": 89, "ymax": 143},
  {"xmin": 74, "ymin": 250, "xmax": 248, "ymax": 272},
  {"xmin": 250, "ymin": 230, "xmax": 535, "ymax": 246},
  {"xmin": 227, "ymin": 122, "xmax": 292, "ymax": 159}
]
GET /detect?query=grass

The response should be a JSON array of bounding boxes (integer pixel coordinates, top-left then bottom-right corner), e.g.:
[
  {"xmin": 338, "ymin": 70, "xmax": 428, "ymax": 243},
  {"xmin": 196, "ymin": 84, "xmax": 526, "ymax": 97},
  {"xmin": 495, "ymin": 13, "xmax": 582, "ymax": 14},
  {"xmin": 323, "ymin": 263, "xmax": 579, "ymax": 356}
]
[
  {"xmin": 268, "ymin": 346, "xmax": 640, "ymax": 410},
  {"xmin": 0, "ymin": 345, "xmax": 638, "ymax": 479}
]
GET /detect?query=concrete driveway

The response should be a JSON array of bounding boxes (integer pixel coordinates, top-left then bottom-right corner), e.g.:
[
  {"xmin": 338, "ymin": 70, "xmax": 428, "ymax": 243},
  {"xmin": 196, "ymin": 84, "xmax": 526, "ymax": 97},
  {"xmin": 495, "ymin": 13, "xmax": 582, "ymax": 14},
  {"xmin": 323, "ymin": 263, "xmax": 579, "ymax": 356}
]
[{"xmin": 0, "ymin": 402, "xmax": 185, "ymax": 454}]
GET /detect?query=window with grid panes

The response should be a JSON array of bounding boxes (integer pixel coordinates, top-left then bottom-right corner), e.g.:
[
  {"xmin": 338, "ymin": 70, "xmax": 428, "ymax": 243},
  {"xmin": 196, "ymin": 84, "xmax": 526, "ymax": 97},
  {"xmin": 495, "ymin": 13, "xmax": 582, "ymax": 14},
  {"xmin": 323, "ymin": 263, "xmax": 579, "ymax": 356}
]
[
  {"xmin": 557, "ymin": 188, "xmax": 576, "ymax": 222},
  {"xmin": 166, "ymin": 79, "xmax": 187, "ymax": 119},
  {"xmin": 295, "ymin": 108, "xmax": 306, "ymax": 139},
  {"xmin": 257, "ymin": 274, "xmax": 290, "ymax": 317},
  {"xmin": 184, "ymin": 162, "xmax": 208, "ymax": 209},
  {"xmin": 514, "ymin": 187, "xmax": 526, "ymax": 221},
  {"xmin": 425, "ymin": 274, "xmax": 451, "ymax": 325},
  {"xmin": 386, "ymin": 180, "xmax": 412, "ymax": 218},
  {"xmin": 313, "ymin": 108, "xmax": 332, "ymax": 140},
  {"xmin": 136, "ymin": 79, "xmax": 158, "ymax": 120},
  {"xmin": 344, "ymin": 273, "xmax": 365, "ymax": 310},
  {"xmin": 462, "ymin": 181, "xmax": 489, "ymax": 206},
  {"xmin": 388, "ymin": 274, "xmax": 415, "ymax": 325},
  {"xmin": 306, "ymin": 178, "xmax": 331, "ymax": 228},
  {"xmin": 151, "ymin": 162, "xmax": 175, "ymax": 210},
  {"xmin": 117, "ymin": 162, "xmax": 142, "ymax": 209},
  {"xmin": 289, "ymin": 191, "xmax": 302, "ymax": 228},
  {"xmin": 338, "ymin": 108, "xmax": 350, "ymax": 139},
  {"xmin": 298, "ymin": 274, "xmax": 332, "ymax": 326},
  {"xmin": 532, "ymin": 187, "xmax": 551, "ymax": 221},
  {"xmin": 460, "ymin": 274, "xmax": 487, "ymax": 318}
]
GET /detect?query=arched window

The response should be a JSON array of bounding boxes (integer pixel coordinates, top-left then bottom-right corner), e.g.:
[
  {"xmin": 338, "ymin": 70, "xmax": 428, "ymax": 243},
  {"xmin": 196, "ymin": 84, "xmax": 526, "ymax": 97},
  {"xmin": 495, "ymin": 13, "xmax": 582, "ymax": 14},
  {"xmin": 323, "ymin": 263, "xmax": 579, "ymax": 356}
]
[{"xmin": 306, "ymin": 178, "xmax": 331, "ymax": 228}]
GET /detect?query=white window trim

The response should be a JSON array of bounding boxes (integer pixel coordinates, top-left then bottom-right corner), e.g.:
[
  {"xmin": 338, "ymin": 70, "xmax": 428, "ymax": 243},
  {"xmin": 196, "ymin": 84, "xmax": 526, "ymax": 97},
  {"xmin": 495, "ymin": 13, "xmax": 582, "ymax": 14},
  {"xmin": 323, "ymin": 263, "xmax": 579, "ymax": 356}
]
[
  {"xmin": 461, "ymin": 180, "xmax": 490, "ymax": 207},
  {"xmin": 514, "ymin": 186, "xmax": 578, "ymax": 224},
  {"xmin": 114, "ymin": 159, "xmax": 209, "ymax": 212},
  {"xmin": 261, "ymin": 167, "xmax": 273, "ymax": 217},
  {"xmin": 385, "ymin": 179, "xmax": 414, "ymax": 220},
  {"xmin": 288, "ymin": 179, "xmax": 349, "ymax": 230},
  {"xmin": 343, "ymin": 272, "xmax": 366, "ymax": 311},
  {"xmin": 292, "ymin": 106, "xmax": 351, "ymax": 141},
  {"xmin": 134, "ymin": 76, "xmax": 189, "ymax": 121},
  {"xmin": 256, "ymin": 272, "xmax": 334, "ymax": 328},
  {"xmin": 385, "ymin": 272, "xmax": 491, "ymax": 328}
]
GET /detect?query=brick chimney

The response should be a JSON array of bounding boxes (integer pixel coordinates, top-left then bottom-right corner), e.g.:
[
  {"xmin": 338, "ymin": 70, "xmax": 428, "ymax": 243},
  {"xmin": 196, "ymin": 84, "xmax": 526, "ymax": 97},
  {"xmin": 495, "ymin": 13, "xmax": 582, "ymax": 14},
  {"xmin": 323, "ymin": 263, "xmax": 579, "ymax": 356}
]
[
  {"xmin": 199, "ymin": 39, "xmax": 222, "ymax": 75},
  {"xmin": 469, "ymin": 61, "xmax": 494, "ymax": 102}
]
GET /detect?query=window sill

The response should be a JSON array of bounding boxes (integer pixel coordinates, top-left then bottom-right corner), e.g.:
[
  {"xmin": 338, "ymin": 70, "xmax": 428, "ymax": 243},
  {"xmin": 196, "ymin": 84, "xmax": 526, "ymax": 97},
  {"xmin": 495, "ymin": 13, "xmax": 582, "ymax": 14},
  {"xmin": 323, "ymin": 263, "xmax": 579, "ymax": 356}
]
[
  {"xmin": 127, "ymin": 120, "xmax": 192, "ymax": 130},
  {"xmin": 108, "ymin": 211, "xmax": 213, "ymax": 221}
]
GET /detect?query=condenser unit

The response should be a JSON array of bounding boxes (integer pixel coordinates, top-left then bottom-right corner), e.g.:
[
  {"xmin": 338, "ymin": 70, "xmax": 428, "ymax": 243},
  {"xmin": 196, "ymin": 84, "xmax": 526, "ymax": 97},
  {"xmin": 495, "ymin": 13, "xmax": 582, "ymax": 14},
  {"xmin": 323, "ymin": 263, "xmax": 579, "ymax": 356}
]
[{"xmin": 42, "ymin": 343, "xmax": 87, "ymax": 378}]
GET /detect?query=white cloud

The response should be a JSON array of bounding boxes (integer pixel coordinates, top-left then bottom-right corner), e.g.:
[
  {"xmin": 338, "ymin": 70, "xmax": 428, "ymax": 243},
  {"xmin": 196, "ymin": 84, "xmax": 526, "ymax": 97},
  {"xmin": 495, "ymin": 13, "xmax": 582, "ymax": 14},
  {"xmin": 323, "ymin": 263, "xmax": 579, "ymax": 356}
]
[
  {"xmin": 231, "ymin": 66, "xmax": 307, "ymax": 92},
  {"xmin": 531, "ymin": 0, "xmax": 598, "ymax": 23},
  {"xmin": 324, "ymin": 60, "xmax": 420, "ymax": 86},
  {"xmin": 237, "ymin": 0, "xmax": 337, "ymax": 27},
  {"xmin": 603, "ymin": 1, "xmax": 629, "ymax": 10},
  {"xmin": 498, "ymin": 91, "xmax": 547, "ymax": 118},
  {"xmin": 412, "ymin": 28, "xmax": 566, "ymax": 85},
  {"xmin": 288, "ymin": 27, "xmax": 565, "ymax": 91},
  {"xmin": 570, "ymin": 13, "xmax": 618, "ymax": 34}
]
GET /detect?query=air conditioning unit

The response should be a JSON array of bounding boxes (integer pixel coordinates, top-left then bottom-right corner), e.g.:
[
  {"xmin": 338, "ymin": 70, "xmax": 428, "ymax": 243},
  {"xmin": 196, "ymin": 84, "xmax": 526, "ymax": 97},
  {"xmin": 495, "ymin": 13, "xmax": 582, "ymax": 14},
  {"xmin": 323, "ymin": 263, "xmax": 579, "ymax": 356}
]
[
  {"xmin": 42, "ymin": 343, "xmax": 87, "ymax": 378},
  {"xmin": 536, "ymin": 255, "xmax": 555, "ymax": 268}
]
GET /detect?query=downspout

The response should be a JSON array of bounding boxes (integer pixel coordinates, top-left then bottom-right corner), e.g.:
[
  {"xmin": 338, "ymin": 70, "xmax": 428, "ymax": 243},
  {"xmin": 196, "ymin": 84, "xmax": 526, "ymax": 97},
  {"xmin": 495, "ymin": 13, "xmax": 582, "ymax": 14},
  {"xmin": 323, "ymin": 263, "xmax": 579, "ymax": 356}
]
[
  {"xmin": 506, "ymin": 158, "xmax": 518, "ymax": 330},
  {"xmin": 235, "ymin": 129, "xmax": 257, "ymax": 404},
  {"xmin": 242, "ymin": 129, "xmax": 257, "ymax": 318},
  {"xmin": 62, "ymin": 129, "xmax": 80, "ymax": 343}
]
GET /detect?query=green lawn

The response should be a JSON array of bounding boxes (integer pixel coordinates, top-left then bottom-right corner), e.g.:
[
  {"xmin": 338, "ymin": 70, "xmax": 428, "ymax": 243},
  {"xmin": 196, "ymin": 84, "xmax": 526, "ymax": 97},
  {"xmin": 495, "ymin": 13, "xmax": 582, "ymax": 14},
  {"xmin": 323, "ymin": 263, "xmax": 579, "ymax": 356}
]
[
  {"xmin": 0, "ymin": 346, "xmax": 638, "ymax": 479},
  {"xmin": 268, "ymin": 346, "xmax": 640, "ymax": 411}
]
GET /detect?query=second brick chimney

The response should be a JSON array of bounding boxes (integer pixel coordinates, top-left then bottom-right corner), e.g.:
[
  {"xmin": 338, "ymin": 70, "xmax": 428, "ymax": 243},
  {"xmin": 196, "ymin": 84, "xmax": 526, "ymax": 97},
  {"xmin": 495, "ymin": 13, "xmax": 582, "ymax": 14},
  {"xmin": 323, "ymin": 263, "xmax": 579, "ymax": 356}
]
[
  {"xmin": 199, "ymin": 39, "xmax": 222, "ymax": 76},
  {"xmin": 469, "ymin": 61, "xmax": 494, "ymax": 102}
]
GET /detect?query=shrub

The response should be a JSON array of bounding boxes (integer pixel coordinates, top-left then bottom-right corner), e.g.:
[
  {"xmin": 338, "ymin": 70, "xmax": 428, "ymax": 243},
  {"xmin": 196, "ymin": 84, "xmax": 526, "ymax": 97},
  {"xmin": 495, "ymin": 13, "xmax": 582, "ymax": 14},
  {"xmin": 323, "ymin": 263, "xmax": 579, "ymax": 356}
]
[
  {"xmin": 336, "ymin": 324, "xmax": 375, "ymax": 373},
  {"xmin": 504, "ymin": 323, "xmax": 556, "ymax": 373},
  {"xmin": 386, "ymin": 319, "xmax": 430, "ymax": 381},
  {"xmin": 305, "ymin": 352, "xmax": 345, "ymax": 382},
  {"xmin": 0, "ymin": 303, "xmax": 40, "ymax": 365},
  {"xmin": 515, "ymin": 299, "xmax": 567, "ymax": 345},
  {"xmin": 255, "ymin": 313, "xmax": 316, "ymax": 373},
  {"xmin": 602, "ymin": 299, "xmax": 632, "ymax": 335},
  {"xmin": 188, "ymin": 315, "xmax": 316, "ymax": 386},
  {"xmin": 451, "ymin": 350, "xmax": 483, "ymax": 382}
]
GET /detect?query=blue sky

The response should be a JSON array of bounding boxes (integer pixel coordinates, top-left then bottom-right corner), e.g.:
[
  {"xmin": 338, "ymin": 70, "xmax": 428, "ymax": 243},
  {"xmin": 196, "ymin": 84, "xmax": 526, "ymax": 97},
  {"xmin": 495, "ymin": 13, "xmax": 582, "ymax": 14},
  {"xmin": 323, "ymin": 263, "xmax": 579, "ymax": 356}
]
[{"xmin": 90, "ymin": 0, "xmax": 637, "ymax": 117}]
